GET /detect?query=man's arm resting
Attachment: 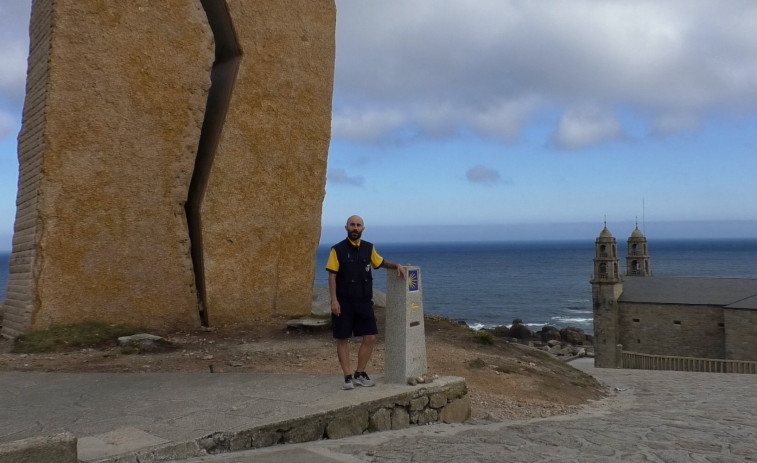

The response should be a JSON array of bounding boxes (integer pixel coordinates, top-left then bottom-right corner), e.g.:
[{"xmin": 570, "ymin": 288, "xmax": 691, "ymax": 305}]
[{"xmin": 381, "ymin": 260, "xmax": 407, "ymax": 278}]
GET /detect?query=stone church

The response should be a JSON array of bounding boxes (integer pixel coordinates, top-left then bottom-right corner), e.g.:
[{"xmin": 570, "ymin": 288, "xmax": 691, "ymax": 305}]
[{"xmin": 591, "ymin": 225, "xmax": 757, "ymax": 368}]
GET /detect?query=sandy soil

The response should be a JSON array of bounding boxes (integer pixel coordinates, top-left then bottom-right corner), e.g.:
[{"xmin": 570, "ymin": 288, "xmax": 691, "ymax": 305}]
[{"xmin": 0, "ymin": 307, "xmax": 605, "ymax": 421}]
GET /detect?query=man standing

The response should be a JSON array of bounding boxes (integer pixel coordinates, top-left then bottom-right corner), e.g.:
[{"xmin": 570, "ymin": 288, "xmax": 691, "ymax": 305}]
[{"xmin": 326, "ymin": 215, "xmax": 407, "ymax": 390}]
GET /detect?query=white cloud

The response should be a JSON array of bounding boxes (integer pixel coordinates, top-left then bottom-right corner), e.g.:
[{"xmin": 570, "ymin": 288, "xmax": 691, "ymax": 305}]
[
  {"xmin": 466, "ymin": 165, "xmax": 500, "ymax": 184},
  {"xmin": 552, "ymin": 108, "xmax": 623, "ymax": 150},
  {"xmin": 331, "ymin": 109, "xmax": 407, "ymax": 142},
  {"xmin": 327, "ymin": 168, "xmax": 364, "ymax": 187},
  {"xmin": 469, "ymin": 98, "xmax": 538, "ymax": 142},
  {"xmin": 334, "ymin": 0, "xmax": 757, "ymax": 145}
]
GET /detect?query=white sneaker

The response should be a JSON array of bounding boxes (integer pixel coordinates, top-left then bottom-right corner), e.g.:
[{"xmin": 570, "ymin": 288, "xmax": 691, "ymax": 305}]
[
  {"xmin": 343, "ymin": 376, "xmax": 355, "ymax": 390},
  {"xmin": 353, "ymin": 372, "xmax": 375, "ymax": 387}
]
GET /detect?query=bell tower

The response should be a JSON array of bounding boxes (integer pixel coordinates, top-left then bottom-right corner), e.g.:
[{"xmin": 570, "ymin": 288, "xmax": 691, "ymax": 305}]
[
  {"xmin": 626, "ymin": 223, "xmax": 651, "ymax": 276},
  {"xmin": 590, "ymin": 224, "xmax": 623, "ymax": 368}
]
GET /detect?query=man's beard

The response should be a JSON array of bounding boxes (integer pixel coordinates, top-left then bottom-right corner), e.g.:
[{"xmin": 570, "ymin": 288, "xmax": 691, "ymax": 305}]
[{"xmin": 348, "ymin": 230, "xmax": 362, "ymax": 240}]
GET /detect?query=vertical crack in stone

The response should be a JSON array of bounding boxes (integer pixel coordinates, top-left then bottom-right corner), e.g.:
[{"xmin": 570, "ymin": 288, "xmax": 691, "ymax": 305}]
[{"xmin": 187, "ymin": 0, "xmax": 241, "ymax": 326}]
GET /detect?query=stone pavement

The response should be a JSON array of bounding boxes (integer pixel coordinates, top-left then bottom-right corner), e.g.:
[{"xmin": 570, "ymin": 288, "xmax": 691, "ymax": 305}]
[
  {"xmin": 0, "ymin": 372, "xmax": 467, "ymax": 462},
  {"xmin": 171, "ymin": 358, "xmax": 757, "ymax": 462}
]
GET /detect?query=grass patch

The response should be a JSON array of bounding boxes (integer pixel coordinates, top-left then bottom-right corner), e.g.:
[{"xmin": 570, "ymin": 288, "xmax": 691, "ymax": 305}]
[
  {"xmin": 12, "ymin": 322, "xmax": 145, "ymax": 354},
  {"xmin": 472, "ymin": 330, "xmax": 494, "ymax": 345}
]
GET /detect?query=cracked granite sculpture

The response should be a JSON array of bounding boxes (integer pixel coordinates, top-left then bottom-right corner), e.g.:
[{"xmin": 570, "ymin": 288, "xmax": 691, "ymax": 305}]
[{"xmin": 1, "ymin": 0, "xmax": 335, "ymax": 337}]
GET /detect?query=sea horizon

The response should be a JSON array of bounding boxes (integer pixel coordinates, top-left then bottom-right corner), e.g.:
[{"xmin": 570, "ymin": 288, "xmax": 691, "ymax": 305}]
[{"xmin": 2, "ymin": 237, "xmax": 757, "ymax": 336}]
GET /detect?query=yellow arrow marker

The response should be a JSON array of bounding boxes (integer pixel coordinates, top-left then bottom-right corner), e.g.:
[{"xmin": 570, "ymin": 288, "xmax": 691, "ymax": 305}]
[{"xmin": 411, "ymin": 303, "xmax": 420, "ymax": 310}]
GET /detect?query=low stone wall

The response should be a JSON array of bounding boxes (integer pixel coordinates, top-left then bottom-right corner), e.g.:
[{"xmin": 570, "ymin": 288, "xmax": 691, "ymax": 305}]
[
  {"xmin": 90, "ymin": 377, "xmax": 469, "ymax": 462},
  {"xmin": 199, "ymin": 377, "xmax": 470, "ymax": 454},
  {"xmin": 0, "ymin": 432, "xmax": 77, "ymax": 463}
]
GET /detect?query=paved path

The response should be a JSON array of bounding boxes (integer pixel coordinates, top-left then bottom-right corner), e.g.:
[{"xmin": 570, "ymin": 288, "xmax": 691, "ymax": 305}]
[
  {"xmin": 0, "ymin": 372, "xmax": 424, "ymax": 461},
  {"xmin": 175, "ymin": 358, "xmax": 757, "ymax": 462}
]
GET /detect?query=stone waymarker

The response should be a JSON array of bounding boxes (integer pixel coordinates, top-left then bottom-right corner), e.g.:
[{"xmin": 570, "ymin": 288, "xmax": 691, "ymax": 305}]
[
  {"xmin": 385, "ymin": 267, "xmax": 428, "ymax": 384},
  {"xmin": 1, "ymin": 1, "xmax": 335, "ymax": 337}
]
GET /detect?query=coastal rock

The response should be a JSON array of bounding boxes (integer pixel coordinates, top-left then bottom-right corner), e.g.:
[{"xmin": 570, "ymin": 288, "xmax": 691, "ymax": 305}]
[
  {"xmin": 509, "ymin": 320, "xmax": 532, "ymax": 340},
  {"xmin": 560, "ymin": 327, "xmax": 588, "ymax": 345},
  {"xmin": 540, "ymin": 325, "xmax": 562, "ymax": 342}
]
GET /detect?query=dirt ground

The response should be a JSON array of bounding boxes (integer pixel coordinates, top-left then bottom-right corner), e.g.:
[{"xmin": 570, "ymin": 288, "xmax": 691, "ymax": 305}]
[{"xmin": 0, "ymin": 307, "xmax": 606, "ymax": 421}]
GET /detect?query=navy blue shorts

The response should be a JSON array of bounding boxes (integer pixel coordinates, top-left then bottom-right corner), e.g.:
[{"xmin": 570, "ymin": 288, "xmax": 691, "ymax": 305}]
[{"xmin": 332, "ymin": 299, "xmax": 377, "ymax": 339}]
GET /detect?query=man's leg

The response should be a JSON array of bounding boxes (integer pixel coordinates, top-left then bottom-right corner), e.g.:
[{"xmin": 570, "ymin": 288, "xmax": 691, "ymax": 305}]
[
  {"xmin": 355, "ymin": 334, "xmax": 376, "ymax": 373},
  {"xmin": 336, "ymin": 338, "xmax": 352, "ymax": 375}
]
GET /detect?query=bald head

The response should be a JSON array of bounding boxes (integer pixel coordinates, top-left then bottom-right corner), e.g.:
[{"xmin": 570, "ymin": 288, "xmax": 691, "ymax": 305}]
[
  {"xmin": 345, "ymin": 215, "xmax": 365, "ymax": 241},
  {"xmin": 346, "ymin": 215, "xmax": 364, "ymax": 226}
]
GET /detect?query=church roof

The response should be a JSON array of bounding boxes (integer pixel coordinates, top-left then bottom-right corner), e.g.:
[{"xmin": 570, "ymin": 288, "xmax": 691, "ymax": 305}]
[
  {"xmin": 598, "ymin": 226, "xmax": 613, "ymax": 238},
  {"xmin": 619, "ymin": 277, "xmax": 757, "ymax": 309},
  {"xmin": 630, "ymin": 226, "xmax": 645, "ymax": 239}
]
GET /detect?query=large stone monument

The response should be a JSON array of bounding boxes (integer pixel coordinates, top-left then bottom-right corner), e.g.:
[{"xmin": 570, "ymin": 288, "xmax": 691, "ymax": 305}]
[
  {"xmin": 1, "ymin": 1, "xmax": 335, "ymax": 338},
  {"xmin": 385, "ymin": 267, "xmax": 428, "ymax": 383}
]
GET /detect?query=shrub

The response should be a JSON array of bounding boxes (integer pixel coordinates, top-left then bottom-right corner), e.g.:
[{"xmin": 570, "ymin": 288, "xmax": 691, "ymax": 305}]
[{"xmin": 473, "ymin": 330, "xmax": 494, "ymax": 345}]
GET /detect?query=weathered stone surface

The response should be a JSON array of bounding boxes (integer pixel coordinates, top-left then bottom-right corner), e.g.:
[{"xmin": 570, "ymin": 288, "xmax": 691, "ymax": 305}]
[
  {"xmin": 429, "ymin": 392, "xmax": 448, "ymax": 409},
  {"xmin": 443, "ymin": 379, "xmax": 469, "ymax": 401},
  {"xmin": 285, "ymin": 317, "xmax": 330, "ymax": 329},
  {"xmin": 391, "ymin": 406, "xmax": 410, "ymax": 430},
  {"xmin": 372, "ymin": 290, "xmax": 387, "ymax": 308},
  {"xmin": 117, "ymin": 333, "xmax": 176, "ymax": 353},
  {"xmin": 311, "ymin": 286, "xmax": 331, "ymax": 316},
  {"xmin": 509, "ymin": 320, "xmax": 533, "ymax": 339},
  {"xmin": 2, "ymin": 1, "xmax": 336, "ymax": 337},
  {"xmin": 325, "ymin": 409, "xmax": 369, "ymax": 440},
  {"xmin": 226, "ymin": 427, "xmax": 280, "ymax": 452},
  {"xmin": 412, "ymin": 408, "xmax": 439, "ymax": 425},
  {"xmin": 368, "ymin": 408, "xmax": 392, "ymax": 432},
  {"xmin": 560, "ymin": 327, "xmax": 588, "ymax": 345},
  {"xmin": 540, "ymin": 325, "xmax": 562, "ymax": 342},
  {"xmin": 202, "ymin": 1, "xmax": 335, "ymax": 324},
  {"xmin": 282, "ymin": 416, "xmax": 328, "ymax": 444},
  {"xmin": 2, "ymin": 1, "xmax": 212, "ymax": 337},
  {"xmin": 0, "ymin": 432, "xmax": 77, "ymax": 463},
  {"xmin": 440, "ymin": 396, "xmax": 472, "ymax": 424},
  {"xmin": 410, "ymin": 396, "xmax": 429, "ymax": 412}
]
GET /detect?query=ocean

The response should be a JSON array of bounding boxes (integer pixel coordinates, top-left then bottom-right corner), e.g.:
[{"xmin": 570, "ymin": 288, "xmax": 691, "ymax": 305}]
[{"xmin": 2, "ymin": 239, "xmax": 756, "ymax": 335}]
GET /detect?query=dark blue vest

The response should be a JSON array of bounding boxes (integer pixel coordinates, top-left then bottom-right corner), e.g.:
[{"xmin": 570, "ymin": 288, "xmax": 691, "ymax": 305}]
[{"xmin": 332, "ymin": 239, "xmax": 374, "ymax": 301}]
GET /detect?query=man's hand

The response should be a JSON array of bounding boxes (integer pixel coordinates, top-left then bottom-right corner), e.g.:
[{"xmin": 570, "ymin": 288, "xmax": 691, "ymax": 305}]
[
  {"xmin": 397, "ymin": 264, "xmax": 407, "ymax": 279},
  {"xmin": 383, "ymin": 260, "xmax": 407, "ymax": 279},
  {"xmin": 328, "ymin": 271, "xmax": 340, "ymax": 316},
  {"xmin": 331, "ymin": 299, "xmax": 341, "ymax": 316}
]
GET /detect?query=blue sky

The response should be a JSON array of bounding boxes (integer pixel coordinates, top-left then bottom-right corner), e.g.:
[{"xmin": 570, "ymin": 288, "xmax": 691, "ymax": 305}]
[{"xmin": 2, "ymin": 1, "xmax": 757, "ymax": 251}]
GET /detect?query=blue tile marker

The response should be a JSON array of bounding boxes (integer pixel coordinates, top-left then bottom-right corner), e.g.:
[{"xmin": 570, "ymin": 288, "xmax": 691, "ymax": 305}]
[{"xmin": 407, "ymin": 269, "xmax": 419, "ymax": 292}]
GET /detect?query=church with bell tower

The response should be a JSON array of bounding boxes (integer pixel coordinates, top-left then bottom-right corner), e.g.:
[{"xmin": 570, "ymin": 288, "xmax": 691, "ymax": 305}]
[
  {"xmin": 590, "ymin": 223, "xmax": 757, "ymax": 368},
  {"xmin": 590, "ymin": 224, "xmax": 625, "ymax": 368}
]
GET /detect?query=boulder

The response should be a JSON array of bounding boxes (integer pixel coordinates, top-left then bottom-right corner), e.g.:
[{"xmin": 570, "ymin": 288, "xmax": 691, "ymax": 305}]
[
  {"xmin": 311, "ymin": 287, "xmax": 331, "ymax": 316},
  {"xmin": 560, "ymin": 327, "xmax": 587, "ymax": 345},
  {"xmin": 286, "ymin": 318, "xmax": 329, "ymax": 330},
  {"xmin": 540, "ymin": 325, "xmax": 561, "ymax": 342},
  {"xmin": 509, "ymin": 321, "xmax": 532, "ymax": 340},
  {"xmin": 118, "ymin": 333, "xmax": 176, "ymax": 353}
]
